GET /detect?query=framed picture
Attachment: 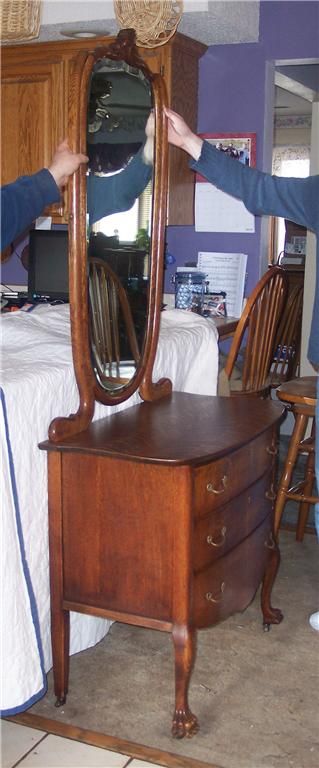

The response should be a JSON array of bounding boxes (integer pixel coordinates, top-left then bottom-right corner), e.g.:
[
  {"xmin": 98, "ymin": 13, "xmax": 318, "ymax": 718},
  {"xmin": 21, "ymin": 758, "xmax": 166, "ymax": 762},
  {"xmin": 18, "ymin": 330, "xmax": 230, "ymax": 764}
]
[{"xmin": 199, "ymin": 132, "xmax": 256, "ymax": 168}]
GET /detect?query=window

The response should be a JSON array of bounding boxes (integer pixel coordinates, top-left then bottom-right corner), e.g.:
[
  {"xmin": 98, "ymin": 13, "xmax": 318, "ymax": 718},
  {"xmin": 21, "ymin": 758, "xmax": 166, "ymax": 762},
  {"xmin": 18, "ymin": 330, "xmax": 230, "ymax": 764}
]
[
  {"xmin": 92, "ymin": 178, "xmax": 152, "ymax": 244},
  {"xmin": 271, "ymin": 147, "xmax": 310, "ymax": 262}
]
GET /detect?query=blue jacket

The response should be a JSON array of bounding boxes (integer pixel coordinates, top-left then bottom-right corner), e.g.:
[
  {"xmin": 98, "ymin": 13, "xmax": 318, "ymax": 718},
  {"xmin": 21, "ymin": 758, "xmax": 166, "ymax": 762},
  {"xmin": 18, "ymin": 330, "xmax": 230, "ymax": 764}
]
[
  {"xmin": 191, "ymin": 141, "xmax": 319, "ymax": 367},
  {"xmin": 1, "ymin": 169, "xmax": 60, "ymax": 250},
  {"xmin": 87, "ymin": 147, "xmax": 152, "ymax": 225},
  {"xmin": 1, "ymin": 148, "xmax": 152, "ymax": 249}
]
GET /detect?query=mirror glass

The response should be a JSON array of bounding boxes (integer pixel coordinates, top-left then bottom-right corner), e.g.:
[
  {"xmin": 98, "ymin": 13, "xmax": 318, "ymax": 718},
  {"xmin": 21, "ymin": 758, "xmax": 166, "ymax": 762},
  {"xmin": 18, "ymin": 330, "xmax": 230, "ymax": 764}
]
[{"xmin": 86, "ymin": 57, "xmax": 153, "ymax": 392}]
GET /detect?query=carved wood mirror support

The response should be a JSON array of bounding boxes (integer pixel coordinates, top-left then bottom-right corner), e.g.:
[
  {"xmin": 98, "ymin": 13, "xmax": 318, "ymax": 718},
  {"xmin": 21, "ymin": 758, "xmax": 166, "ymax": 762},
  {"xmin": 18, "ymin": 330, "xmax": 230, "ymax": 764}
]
[{"xmin": 49, "ymin": 30, "xmax": 171, "ymax": 444}]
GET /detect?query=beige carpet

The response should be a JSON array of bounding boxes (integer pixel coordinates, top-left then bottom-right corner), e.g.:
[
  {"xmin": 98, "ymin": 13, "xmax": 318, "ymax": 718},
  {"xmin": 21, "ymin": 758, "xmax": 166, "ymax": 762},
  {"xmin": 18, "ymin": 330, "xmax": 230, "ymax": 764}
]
[{"xmin": 28, "ymin": 532, "xmax": 319, "ymax": 768}]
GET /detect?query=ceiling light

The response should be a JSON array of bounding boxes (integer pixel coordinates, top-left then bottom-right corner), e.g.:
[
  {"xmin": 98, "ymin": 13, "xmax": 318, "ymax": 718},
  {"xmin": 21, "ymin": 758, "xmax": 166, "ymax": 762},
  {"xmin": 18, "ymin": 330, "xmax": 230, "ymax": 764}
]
[{"xmin": 60, "ymin": 29, "xmax": 109, "ymax": 39}]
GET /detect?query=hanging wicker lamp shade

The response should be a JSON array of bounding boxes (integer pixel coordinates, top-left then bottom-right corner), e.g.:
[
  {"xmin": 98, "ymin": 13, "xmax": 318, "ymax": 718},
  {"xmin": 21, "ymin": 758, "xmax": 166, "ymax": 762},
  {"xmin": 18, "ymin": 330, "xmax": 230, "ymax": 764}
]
[
  {"xmin": 0, "ymin": 0, "xmax": 41, "ymax": 42},
  {"xmin": 114, "ymin": 0, "xmax": 183, "ymax": 48}
]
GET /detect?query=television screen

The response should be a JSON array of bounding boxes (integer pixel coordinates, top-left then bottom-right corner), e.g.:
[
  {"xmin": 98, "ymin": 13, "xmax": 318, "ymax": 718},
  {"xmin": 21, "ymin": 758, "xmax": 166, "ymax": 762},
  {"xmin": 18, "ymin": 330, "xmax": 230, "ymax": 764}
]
[{"xmin": 28, "ymin": 229, "xmax": 69, "ymax": 301}]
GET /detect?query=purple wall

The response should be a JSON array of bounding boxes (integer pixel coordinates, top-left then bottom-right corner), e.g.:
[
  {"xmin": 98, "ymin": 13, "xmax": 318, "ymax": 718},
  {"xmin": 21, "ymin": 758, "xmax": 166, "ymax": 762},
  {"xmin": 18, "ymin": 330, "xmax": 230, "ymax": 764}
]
[
  {"xmin": 164, "ymin": 0, "xmax": 319, "ymax": 294},
  {"xmin": 2, "ymin": 234, "xmax": 29, "ymax": 286},
  {"xmin": 1, "ymin": 224, "xmax": 66, "ymax": 286}
]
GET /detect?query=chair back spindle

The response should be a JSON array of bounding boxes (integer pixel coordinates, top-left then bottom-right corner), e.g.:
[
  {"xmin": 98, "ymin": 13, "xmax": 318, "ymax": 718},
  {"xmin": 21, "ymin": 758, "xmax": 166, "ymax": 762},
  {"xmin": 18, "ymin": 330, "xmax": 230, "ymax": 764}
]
[
  {"xmin": 88, "ymin": 257, "xmax": 140, "ymax": 386},
  {"xmin": 219, "ymin": 267, "xmax": 288, "ymax": 397},
  {"xmin": 270, "ymin": 283, "xmax": 303, "ymax": 387}
]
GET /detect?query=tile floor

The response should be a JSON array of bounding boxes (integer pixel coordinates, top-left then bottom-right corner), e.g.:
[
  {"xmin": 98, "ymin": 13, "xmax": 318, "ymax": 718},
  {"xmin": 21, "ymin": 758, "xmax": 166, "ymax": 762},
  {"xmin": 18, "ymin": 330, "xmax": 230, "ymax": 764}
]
[{"xmin": 1, "ymin": 720, "xmax": 166, "ymax": 768}]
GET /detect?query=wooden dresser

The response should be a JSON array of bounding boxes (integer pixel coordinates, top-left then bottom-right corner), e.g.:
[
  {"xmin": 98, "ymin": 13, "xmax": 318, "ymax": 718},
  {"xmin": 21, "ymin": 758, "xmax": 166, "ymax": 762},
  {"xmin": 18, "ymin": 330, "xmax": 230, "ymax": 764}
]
[{"xmin": 41, "ymin": 391, "xmax": 284, "ymax": 737}]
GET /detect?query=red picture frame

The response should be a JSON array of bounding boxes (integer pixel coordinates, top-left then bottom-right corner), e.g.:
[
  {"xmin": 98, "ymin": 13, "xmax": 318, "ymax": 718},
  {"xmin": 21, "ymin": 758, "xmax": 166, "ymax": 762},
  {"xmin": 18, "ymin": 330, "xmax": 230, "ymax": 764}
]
[{"xmin": 196, "ymin": 132, "xmax": 256, "ymax": 182}]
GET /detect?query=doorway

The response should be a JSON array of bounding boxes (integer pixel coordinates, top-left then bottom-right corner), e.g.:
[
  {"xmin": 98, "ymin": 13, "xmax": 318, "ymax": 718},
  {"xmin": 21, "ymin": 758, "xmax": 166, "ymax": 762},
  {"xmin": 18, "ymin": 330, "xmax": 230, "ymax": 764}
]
[{"xmin": 270, "ymin": 61, "xmax": 318, "ymax": 264}]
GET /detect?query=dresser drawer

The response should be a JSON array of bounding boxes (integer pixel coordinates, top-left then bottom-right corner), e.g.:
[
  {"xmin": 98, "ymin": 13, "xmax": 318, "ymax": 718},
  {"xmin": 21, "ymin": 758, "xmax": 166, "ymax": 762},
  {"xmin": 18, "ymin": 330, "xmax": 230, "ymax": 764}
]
[
  {"xmin": 193, "ymin": 473, "xmax": 272, "ymax": 571},
  {"xmin": 192, "ymin": 516, "xmax": 271, "ymax": 629},
  {"xmin": 193, "ymin": 430, "xmax": 275, "ymax": 518}
]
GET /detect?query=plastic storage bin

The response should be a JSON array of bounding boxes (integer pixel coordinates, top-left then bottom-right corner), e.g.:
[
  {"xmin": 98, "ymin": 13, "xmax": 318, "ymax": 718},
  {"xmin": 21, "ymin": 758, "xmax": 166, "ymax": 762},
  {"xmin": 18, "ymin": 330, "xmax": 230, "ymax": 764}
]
[{"xmin": 174, "ymin": 268, "xmax": 206, "ymax": 313}]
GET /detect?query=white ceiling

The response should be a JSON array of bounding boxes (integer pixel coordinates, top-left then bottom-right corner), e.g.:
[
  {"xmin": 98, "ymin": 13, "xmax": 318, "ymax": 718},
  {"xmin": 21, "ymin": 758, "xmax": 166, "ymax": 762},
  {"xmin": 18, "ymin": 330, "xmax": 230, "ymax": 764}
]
[
  {"xmin": 275, "ymin": 86, "xmax": 312, "ymax": 117},
  {"xmin": 275, "ymin": 64, "xmax": 319, "ymax": 117}
]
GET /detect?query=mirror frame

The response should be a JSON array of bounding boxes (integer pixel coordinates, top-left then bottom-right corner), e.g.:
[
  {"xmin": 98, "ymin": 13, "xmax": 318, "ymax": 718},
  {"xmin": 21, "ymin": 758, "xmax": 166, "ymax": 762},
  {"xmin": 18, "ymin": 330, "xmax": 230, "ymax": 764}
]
[{"xmin": 49, "ymin": 30, "xmax": 172, "ymax": 443}]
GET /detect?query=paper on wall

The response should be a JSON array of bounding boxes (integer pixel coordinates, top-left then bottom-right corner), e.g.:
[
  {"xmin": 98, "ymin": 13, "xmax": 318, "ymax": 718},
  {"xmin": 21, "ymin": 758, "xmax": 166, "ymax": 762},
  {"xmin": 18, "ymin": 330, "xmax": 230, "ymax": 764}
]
[
  {"xmin": 195, "ymin": 182, "xmax": 255, "ymax": 233},
  {"xmin": 197, "ymin": 252, "xmax": 248, "ymax": 318}
]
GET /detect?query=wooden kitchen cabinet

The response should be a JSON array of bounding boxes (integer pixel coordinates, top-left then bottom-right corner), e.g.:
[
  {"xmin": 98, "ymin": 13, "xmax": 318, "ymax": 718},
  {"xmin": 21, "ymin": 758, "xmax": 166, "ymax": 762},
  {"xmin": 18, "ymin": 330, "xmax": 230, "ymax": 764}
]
[
  {"xmin": 41, "ymin": 392, "xmax": 284, "ymax": 738},
  {"xmin": 1, "ymin": 33, "xmax": 206, "ymax": 225},
  {"xmin": 1, "ymin": 45, "xmax": 70, "ymax": 222}
]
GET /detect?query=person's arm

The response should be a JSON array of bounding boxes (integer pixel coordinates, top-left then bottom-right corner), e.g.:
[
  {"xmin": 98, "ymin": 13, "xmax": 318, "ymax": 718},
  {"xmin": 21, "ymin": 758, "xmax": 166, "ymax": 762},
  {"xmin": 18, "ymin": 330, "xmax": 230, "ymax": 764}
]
[
  {"xmin": 1, "ymin": 140, "xmax": 88, "ymax": 250},
  {"xmin": 87, "ymin": 145, "xmax": 153, "ymax": 226},
  {"xmin": 165, "ymin": 108, "xmax": 319, "ymax": 234},
  {"xmin": 1, "ymin": 170, "xmax": 60, "ymax": 250},
  {"xmin": 192, "ymin": 141, "xmax": 319, "ymax": 233}
]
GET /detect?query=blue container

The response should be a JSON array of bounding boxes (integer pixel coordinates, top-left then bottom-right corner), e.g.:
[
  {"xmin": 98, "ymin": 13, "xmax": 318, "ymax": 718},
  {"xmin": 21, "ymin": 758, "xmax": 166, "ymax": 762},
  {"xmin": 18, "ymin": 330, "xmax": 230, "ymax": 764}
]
[{"xmin": 174, "ymin": 269, "xmax": 206, "ymax": 313}]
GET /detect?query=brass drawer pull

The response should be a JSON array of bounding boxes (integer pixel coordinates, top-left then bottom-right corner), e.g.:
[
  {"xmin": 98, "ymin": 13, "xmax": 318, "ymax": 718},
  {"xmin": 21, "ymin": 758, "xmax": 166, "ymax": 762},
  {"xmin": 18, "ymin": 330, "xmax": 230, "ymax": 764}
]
[
  {"xmin": 207, "ymin": 526, "xmax": 227, "ymax": 548},
  {"xmin": 206, "ymin": 476, "xmax": 227, "ymax": 495},
  {"xmin": 266, "ymin": 445, "xmax": 278, "ymax": 456},
  {"xmin": 206, "ymin": 582, "xmax": 225, "ymax": 604}
]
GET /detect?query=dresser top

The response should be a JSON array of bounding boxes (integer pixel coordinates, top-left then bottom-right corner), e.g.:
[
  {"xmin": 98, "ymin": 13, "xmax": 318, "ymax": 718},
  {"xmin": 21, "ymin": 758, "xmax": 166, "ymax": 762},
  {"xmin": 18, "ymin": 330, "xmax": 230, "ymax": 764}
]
[{"xmin": 40, "ymin": 392, "xmax": 284, "ymax": 466}]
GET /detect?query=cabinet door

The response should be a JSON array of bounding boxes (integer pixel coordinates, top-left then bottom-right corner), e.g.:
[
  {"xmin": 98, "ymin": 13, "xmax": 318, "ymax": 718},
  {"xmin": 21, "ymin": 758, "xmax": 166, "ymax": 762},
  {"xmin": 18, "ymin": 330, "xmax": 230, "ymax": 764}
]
[
  {"xmin": 1, "ymin": 55, "xmax": 66, "ymax": 221},
  {"xmin": 160, "ymin": 35, "xmax": 206, "ymax": 226},
  {"xmin": 1, "ymin": 34, "xmax": 206, "ymax": 228}
]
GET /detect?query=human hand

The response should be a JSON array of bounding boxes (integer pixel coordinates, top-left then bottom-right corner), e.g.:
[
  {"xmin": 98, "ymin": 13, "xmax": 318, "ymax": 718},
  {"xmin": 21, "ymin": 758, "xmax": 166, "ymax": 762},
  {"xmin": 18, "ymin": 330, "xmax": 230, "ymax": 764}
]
[
  {"xmin": 164, "ymin": 108, "xmax": 203, "ymax": 160},
  {"xmin": 145, "ymin": 110, "xmax": 155, "ymax": 138},
  {"xmin": 48, "ymin": 140, "xmax": 89, "ymax": 188},
  {"xmin": 142, "ymin": 110, "xmax": 154, "ymax": 165}
]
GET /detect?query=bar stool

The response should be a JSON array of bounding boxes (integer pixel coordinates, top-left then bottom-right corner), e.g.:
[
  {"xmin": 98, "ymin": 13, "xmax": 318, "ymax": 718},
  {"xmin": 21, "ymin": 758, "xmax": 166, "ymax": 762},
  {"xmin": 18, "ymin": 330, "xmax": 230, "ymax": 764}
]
[{"xmin": 274, "ymin": 376, "xmax": 318, "ymax": 541}]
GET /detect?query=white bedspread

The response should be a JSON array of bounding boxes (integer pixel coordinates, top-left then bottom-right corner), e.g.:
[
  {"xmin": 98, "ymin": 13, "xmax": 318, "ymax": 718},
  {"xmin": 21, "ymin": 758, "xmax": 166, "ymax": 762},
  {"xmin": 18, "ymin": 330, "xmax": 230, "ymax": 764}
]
[{"xmin": 0, "ymin": 304, "xmax": 218, "ymax": 714}]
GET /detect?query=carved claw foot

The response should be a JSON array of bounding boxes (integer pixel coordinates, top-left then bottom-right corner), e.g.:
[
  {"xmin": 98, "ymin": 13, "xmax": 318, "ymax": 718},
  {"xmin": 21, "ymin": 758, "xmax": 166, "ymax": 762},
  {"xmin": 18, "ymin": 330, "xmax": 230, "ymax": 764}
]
[
  {"xmin": 172, "ymin": 708, "xmax": 199, "ymax": 739},
  {"xmin": 54, "ymin": 696, "xmax": 66, "ymax": 707},
  {"xmin": 262, "ymin": 606, "xmax": 284, "ymax": 631}
]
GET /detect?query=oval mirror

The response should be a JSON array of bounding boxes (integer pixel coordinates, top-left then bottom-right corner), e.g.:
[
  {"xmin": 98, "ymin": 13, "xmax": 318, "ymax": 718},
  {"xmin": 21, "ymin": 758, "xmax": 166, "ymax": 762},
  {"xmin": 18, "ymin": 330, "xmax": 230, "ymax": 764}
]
[
  {"xmin": 49, "ymin": 30, "xmax": 170, "ymax": 442},
  {"xmin": 86, "ymin": 55, "xmax": 153, "ymax": 394},
  {"xmin": 87, "ymin": 56, "xmax": 154, "ymax": 393}
]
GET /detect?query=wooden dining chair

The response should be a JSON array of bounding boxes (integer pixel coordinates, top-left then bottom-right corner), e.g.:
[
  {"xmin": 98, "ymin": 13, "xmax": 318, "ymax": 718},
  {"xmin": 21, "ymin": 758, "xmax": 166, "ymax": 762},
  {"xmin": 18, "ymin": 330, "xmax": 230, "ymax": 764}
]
[
  {"xmin": 274, "ymin": 376, "xmax": 318, "ymax": 540},
  {"xmin": 88, "ymin": 257, "xmax": 140, "ymax": 386},
  {"xmin": 218, "ymin": 266, "xmax": 288, "ymax": 397},
  {"xmin": 269, "ymin": 282, "xmax": 303, "ymax": 388}
]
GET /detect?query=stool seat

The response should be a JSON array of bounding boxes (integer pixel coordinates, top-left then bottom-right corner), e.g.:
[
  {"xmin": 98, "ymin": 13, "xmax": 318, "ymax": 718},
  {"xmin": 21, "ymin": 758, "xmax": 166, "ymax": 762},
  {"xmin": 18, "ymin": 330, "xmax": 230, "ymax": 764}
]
[
  {"xmin": 276, "ymin": 375, "xmax": 317, "ymax": 407},
  {"xmin": 274, "ymin": 376, "xmax": 318, "ymax": 541}
]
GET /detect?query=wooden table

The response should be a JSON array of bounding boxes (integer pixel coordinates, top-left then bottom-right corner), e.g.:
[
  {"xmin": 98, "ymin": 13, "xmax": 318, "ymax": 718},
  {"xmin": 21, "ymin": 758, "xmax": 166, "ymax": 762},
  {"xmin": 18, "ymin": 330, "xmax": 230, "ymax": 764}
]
[{"xmin": 211, "ymin": 315, "xmax": 238, "ymax": 339}]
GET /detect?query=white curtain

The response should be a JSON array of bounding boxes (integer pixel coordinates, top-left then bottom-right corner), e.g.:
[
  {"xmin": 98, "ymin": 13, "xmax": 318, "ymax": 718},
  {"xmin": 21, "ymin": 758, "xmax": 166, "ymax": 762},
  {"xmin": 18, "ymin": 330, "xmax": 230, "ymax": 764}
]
[
  {"xmin": 272, "ymin": 145, "xmax": 310, "ymax": 176},
  {"xmin": 272, "ymin": 142, "xmax": 310, "ymax": 261}
]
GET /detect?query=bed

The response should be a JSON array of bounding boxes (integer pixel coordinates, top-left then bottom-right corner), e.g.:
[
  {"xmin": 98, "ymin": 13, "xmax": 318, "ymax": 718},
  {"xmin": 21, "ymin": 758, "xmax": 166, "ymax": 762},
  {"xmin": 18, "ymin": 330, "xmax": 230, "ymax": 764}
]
[{"xmin": 1, "ymin": 304, "xmax": 218, "ymax": 714}]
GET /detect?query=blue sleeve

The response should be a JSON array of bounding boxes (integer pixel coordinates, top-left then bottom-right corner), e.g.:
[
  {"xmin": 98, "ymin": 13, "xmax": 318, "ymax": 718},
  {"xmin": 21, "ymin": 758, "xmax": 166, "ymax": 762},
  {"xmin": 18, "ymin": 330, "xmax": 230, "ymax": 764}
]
[
  {"xmin": 87, "ymin": 147, "xmax": 152, "ymax": 226},
  {"xmin": 191, "ymin": 141, "xmax": 319, "ymax": 234},
  {"xmin": 1, "ymin": 169, "xmax": 60, "ymax": 250}
]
